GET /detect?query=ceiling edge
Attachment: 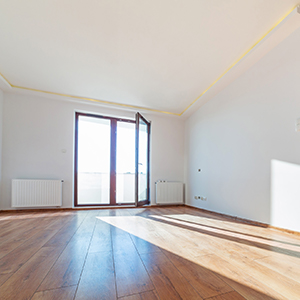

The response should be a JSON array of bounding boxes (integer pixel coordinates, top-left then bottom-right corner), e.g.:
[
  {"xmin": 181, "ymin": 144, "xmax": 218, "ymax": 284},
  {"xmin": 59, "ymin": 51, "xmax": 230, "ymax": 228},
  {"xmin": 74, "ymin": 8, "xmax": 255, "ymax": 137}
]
[{"xmin": 11, "ymin": 84, "xmax": 181, "ymax": 116}]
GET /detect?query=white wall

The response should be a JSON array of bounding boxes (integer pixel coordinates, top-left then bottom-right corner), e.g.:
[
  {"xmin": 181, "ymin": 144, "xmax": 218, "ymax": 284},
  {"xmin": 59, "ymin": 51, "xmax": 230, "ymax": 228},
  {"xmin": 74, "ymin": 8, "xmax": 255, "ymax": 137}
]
[
  {"xmin": 185, "ymin": 26, "xmax": 300, "ymax": 232},
  {"xmin": 1, "ymin": 92, "xmax": 184, "ymax": 210}
]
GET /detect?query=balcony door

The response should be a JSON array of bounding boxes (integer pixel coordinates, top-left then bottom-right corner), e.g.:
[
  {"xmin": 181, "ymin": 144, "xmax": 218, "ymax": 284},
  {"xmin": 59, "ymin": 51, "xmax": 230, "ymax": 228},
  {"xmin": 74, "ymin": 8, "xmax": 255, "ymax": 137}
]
[
  {"xmin": 135, "ymin": 113, "xmax": 150, "ymax": 206},
  {"xmin": 74, "ymin": 112, "xmax": 150, "ymax": 207}
]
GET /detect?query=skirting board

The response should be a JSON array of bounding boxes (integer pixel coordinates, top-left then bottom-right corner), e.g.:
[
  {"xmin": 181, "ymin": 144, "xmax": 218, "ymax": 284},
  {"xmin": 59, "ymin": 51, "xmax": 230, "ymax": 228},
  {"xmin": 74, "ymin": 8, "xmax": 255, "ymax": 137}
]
[
  {"xmin": 0, "ymin": 203, "xmax": 184, "ymax": 213},
  {"xmin": 185, "ymin": 204, "xmax": 300, "ymax": 236},
  {"xmin": 1, "ymin": 204, "xmax": 299, "ymax": 236}
]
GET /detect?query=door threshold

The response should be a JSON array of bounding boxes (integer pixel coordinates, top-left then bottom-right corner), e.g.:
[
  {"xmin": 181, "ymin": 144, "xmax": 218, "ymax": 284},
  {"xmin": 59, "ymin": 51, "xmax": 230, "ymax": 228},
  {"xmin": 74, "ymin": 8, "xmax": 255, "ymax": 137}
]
[{"xmin": 73, "ymin": 205, "xmax": 140, "ymax": 210}]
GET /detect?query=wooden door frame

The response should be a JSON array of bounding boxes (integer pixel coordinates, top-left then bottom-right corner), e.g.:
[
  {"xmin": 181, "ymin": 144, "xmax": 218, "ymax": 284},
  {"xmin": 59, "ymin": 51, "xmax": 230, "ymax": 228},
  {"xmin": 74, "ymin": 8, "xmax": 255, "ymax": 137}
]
[
  {"xmin": 74, "ymin": 112, "xmax": 137, "ymax": 207},
  {"xmin": 135, "ymin": 112, "xmax": 151, "ymax": 207}
]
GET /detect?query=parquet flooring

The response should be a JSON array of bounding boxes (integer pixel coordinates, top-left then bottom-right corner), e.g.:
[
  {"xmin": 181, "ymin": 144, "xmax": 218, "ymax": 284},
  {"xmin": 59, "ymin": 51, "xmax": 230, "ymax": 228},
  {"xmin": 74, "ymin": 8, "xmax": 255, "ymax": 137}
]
[{"xmin": 0, "ymin": 206, "xmax": 299, "ymax": 299}]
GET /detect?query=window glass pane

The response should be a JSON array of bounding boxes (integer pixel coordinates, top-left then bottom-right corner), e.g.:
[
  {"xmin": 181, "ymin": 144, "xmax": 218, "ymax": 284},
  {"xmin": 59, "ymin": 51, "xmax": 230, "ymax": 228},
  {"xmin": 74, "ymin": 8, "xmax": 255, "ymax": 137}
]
[
  {"xmin": 78, "ymin": 116, "xmax": 110, "ymax": 204},
  {"xmin": 116, "ymin": 122, "xmax": 135, "ymax": 204}
]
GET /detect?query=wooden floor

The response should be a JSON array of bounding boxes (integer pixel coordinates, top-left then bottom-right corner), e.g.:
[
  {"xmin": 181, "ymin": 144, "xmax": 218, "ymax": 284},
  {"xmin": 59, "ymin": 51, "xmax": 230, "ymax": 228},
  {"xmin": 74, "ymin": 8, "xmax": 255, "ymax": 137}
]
[{"xmin": 0, "ymin": 207, "xmax": 300, "ymax": 300}]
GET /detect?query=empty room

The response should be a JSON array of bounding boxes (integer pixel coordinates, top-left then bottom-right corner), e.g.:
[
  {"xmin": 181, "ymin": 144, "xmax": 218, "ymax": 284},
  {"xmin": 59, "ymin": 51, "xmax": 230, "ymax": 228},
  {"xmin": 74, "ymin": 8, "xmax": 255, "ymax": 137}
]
[{"xmin": 1, "ymin": 1, "xmax": 300, "ymax": 299}]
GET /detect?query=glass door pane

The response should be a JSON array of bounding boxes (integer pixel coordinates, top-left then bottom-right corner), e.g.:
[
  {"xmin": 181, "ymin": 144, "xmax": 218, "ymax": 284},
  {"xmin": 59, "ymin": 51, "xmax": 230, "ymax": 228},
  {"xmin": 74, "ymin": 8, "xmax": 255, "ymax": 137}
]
[
  {"xmin": 135, "ymin": 113, "xmax": 150, "ymax": 206},
  {"xmin": 77, "ymin": 115, "xmax": 110, "ymax": 205},
  {"xmin": 116, "ymin": 121, "xmax": 135, "ymax": 204},
  {"xmin": 138, "ymin": 120, "xmax": 148, "ymax": 201}
]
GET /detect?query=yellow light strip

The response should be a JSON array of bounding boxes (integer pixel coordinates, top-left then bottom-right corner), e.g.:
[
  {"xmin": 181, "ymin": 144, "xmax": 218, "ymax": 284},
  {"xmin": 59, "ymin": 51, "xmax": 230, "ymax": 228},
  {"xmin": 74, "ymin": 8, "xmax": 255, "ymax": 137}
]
[
  {"xmin": 11, "ymin": 84, "xmax": 180, "ymax": 116},
  {"xmin": 179, "ymin": 4, "xmax": 299, "ymax": 116},
  {"xmin": 1, "ymin": 5, "xmax": 298, "ymax": 117}
]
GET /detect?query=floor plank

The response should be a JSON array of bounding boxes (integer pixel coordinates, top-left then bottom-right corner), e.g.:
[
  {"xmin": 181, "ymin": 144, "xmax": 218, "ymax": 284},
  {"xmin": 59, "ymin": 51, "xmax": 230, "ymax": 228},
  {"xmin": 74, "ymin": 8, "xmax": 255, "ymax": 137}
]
[
  {"xmin": 0, "ymin": 246, "xmax": 64, "ymax": 300},
  {"xmin": 31, "ymin": 285, "xmax": 77, "ymax": 300},
  {"xmin": 119, "ymin": 294, "xmax": 142, "ymax": 300},
  {"xmin": 0, "ymin": 273, "xmax": 12, "ymax": 288},
  {"xmin": 193, "ymin": 254, "xmax": 288, "ymax": 300},
  {"xmin": 38, "ymin": 212, "xmax": 96, "ymax": 291},
  {"xmin": 114, "ymin": 249, "xmax": 154, "ymax": 297},
  {"xmin": 43, "ymin": 213, "xmax": 87, "ymax": 248},
  {"xmin": 130, "ymin": 234, "xmax": 161, "ymax": 255},
  {"xmin": 221, "ymin": 277, "xmax": 278, "ymax": 300},
  {"xmin": 140, "ymin": 290, "xmax": 159, "ymax": 300},
  {"xmin": 0, "ymin": 216, "xmax": 68, "ymax": 277},
  {"xmin": 89, "ymin": 219, "xmax": 112, "ymax": 253},
  {"xmin": 75, "ymin": 251, "xmax": 116, "ymax": 300},
  {"xmin": 0, "ymin": 228, "xmax": 60, "ymax": 285},
  {"xmin": 140, "ymin": 252, "xmax": 202, "ymax": 300},
  {"xmin": 225, "ymin": 252, "xmax": 300, "ymax": 300},
  {"xmin": 0, "ymin": 216, "xmax": 59, "ymax": 259},
  {"xmin": 163, "ymin": 250, "xmax": 233, "ymax": 299},
  {"xmin": 38, "ymin": 236, "xmax": 91, "ymax": 291},
  {"xmin": 255, "ymin": 253, "xmax": 300, "ymax": 283},
  {"xmin": 111, "ymin": 222, "xmax": 155, "ymax": 298},
  {"xmin": 118, "ymin": 289, "xmax": 159, "ymax": 300},
  {"xmin": 208, "ymin": 291, "xmax": 246, "ymax": 300}
]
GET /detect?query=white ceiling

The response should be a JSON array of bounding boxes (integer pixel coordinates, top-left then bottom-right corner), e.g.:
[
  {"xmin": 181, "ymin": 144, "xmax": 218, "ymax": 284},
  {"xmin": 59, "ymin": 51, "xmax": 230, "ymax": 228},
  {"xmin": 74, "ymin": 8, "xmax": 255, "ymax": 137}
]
[{"xmin": 0, "ymin": 0, "xmax": 299, "ymax": 115}]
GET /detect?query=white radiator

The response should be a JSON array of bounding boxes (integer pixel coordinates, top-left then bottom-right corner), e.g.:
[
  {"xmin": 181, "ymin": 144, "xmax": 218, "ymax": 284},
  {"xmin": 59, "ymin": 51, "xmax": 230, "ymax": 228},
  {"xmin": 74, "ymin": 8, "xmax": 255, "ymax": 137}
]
[
  {"xmin": 156, "ymin": 181, "xmax": 184, "ymax": 204},
  {"xmin": 12, "ymin": 179, "xmax": 63, "ymax": 208}
]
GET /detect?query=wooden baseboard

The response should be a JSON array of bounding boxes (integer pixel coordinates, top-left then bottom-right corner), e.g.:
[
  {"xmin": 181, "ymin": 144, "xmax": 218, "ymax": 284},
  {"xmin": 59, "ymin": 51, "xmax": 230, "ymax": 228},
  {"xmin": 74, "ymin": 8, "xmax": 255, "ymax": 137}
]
[
  {"xmin": 2, "ymin": 203, "xmax": 299, "ymax": 236},
  {"xmin": 268, "ymin": 224, "xmax": 300, "ymax": 236},
  {"xmin": 185, "ymin": 204, "xmax": 300, "ymax": 236},
  {"xmin": 149, "ymin": 203, "xmax": 185, "ymax": 207},
  {"xmin": 0, "ymin": 206, "xmax": 137, "ymax": 212},
  {"xmin": 0, "ymin": 207, "xmax": 74, "ymax": 213},
  {"xmin": 185, "ymin": 204, "xmax": 268, "ymax": 227},
  {"xmin": 0, "ymin": 203, "xmax": 184, "ymax": 213}
]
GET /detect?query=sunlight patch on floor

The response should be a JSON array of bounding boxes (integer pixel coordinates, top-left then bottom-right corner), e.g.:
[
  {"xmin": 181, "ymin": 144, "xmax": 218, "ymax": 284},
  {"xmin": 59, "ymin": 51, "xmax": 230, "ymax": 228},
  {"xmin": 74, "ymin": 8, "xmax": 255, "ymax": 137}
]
[{"xmin": 96, "ymin": 214, "xmax": 299, "ymax": 299}]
